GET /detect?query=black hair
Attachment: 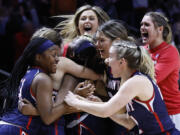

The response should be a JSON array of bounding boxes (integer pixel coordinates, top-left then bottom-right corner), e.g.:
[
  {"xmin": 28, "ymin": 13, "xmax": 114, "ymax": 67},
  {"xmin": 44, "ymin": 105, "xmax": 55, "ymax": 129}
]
[
  {"xmin": 0, "ymin": 37, "xmax": 51, "ymax": 115},
  {"xmin": 66, "ymin": 37, "xmax": 106, "ymax": 75}
]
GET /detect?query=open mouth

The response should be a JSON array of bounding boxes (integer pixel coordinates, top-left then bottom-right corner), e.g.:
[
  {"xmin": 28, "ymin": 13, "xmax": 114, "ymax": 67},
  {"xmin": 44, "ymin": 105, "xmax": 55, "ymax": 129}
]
[
  {"xmin": 84, "ymin": 24, "xmax": 92, "ymax": 32},
  {"xmin": 141, "ymin": 32, "xmax": 149, "ymax": 43},
  {"xmin": 84, "ymin": 27, "xmax": 92, "ymax": 31},
  {"xmin": 141, "ymin": 32, "xmax": 149, "ymax": 38},
  {"xmin": 98, "ymin": 49, "xmax": 104, "ymax": 54}
]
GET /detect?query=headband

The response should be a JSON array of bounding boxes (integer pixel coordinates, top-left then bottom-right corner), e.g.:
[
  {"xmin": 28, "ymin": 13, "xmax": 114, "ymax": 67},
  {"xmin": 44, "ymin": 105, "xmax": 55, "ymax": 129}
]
[
  {"xmin": 36, "ymin": 40, "xmax": 55, "ymax": 54},
  {"xmin": 75, "ymin": 40, "xmax": 95, "ymax": 54}
]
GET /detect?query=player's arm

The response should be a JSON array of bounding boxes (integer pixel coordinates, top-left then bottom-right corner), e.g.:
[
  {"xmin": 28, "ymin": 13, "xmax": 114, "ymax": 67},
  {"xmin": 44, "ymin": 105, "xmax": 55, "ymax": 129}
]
[
  {"xmin": 110, "ymin": 112, "xmax": 136, "ymax": 130},
  {"xmin": 59, "ymin": 57, "xmax": 102, "ymax": 80},
  {"xmin": 64, "ymin": 76, "xmax": 145, "ymax": 118},
  {"xmin": 34, "ymin": 73, "xmax": 67, "ymax": 125}
]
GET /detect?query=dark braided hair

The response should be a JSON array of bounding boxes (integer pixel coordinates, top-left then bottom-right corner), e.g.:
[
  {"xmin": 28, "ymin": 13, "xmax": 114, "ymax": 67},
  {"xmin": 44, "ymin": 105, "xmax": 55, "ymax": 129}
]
[{"xmin": 0, "ymin": 37, "xmax": 51, "ymax": 115}]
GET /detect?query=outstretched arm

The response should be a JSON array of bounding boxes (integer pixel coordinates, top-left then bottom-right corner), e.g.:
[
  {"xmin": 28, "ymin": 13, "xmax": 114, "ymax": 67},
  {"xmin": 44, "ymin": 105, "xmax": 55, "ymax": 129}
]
[
  {"xmin": 56, "ymin": 57, "xmax": 101, "ymax": 80},
  {"xmin": 51, "ymin": 57, "xmax": 103, "ymax": 90},
  {"xmin": 64, "ymin": 76, "xmax": 146, "ymax": 118}
]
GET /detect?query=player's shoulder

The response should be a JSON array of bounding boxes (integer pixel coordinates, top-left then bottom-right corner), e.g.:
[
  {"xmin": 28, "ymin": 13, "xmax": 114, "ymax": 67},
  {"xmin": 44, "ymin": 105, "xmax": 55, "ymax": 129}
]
[{"xmin": 34, "ymin": 72, "xmax": 51, "ymax": 84}]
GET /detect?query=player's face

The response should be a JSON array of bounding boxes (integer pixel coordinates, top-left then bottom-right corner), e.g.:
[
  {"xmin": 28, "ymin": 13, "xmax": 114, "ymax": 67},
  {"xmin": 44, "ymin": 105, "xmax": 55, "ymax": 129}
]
[
  {"xmin": 140, "ymin": 15, "xmax": 159, "ymax": 46},
  {"xmin": 40, "ymin": 45, "xmax": 59, "ymax": 74},
  {"xmin": 78, "ymin": 10, "xmax": 99, "ymax": 36},
  {"xmin": 95, "ymin": 31, "xmax": 113, "ymax": 59},
  {"xmin": 107, "ymin": 46, "xmax": 122, "ymax": 78}
]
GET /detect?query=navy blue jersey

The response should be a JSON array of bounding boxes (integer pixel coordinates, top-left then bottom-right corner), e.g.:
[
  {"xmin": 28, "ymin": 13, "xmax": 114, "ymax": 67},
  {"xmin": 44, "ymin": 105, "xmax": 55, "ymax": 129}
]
[
  {"xmin": 0, "ymin": 124, "xmax": 29, "ymax": 135},
  {"xmin": 127, "ymin": 72, "xmax": 179, "ymax": 135},
  {"xmin": 106, "ymin": 67, "xmax": 121, "ymax": 98},
  {"xmin": 1, "ymin": 67, "xmax": 43, "ymax": 134},
  {"xmin": 39, "ymin": 118, "xmax": 65, "ymax": 135},
  {"xmin": 65, "ymin": 112, "xmax": 107, "ymax": 135},
  {"xmin": 105, "ymin": 67, "xmax": 139, "ymax": 135}
]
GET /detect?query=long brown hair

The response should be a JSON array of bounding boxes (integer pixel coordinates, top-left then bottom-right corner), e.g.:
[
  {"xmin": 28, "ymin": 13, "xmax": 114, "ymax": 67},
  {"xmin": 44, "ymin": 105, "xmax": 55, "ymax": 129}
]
[
  {"xmin": 55, "ymin": 5, "xmax": 110, "ymax": 43},
  {"xmin": 145, "ymin": 12, "xmax": 172, "ymax": 44}
]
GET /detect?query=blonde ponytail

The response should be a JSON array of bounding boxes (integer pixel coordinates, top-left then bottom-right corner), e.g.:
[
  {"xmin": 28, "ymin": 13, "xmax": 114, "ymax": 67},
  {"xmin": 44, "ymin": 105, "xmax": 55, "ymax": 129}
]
[{"xmin": 138, "ymin": 46, "xmax": 155, "ymax": 81}]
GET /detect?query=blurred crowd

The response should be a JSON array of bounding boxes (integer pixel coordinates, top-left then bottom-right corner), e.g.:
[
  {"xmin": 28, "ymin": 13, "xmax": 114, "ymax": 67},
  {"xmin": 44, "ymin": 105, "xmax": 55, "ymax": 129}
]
[{"xmin": 0, "ymin": 0, "xmax": 180, "ymax": 77}]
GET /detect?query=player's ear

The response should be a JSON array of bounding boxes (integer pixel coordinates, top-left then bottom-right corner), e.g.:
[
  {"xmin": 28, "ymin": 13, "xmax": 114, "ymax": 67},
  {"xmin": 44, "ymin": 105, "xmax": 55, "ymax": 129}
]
[{"xmin": 35, "ymin": 54, "xmax": 42, "ymax": 63}]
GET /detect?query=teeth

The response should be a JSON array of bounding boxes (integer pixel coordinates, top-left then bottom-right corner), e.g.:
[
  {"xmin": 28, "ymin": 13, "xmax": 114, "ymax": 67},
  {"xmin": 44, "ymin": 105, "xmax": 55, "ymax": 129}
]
[
  {"xmin": 85, "ymin": 25, "xmax": 90, "ymax": 28},
  {"xmin": 84, "ymin": 24, "xmax": 91, "ymax": 28},
  {"xmin": 84, "ymin": 26, "xmax": 91, "ymax": 29}
]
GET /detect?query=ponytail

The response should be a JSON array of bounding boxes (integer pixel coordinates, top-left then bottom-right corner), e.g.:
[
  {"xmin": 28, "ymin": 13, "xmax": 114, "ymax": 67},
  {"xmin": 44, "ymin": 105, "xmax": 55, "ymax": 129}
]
[
  {"xmin": 112, "ymin": 40, "xmax": 155, "ymax": 81},
  {"xmin": 138, "ymin": 46, "xmax": 155, "ymax": 81}
]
